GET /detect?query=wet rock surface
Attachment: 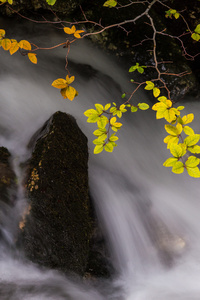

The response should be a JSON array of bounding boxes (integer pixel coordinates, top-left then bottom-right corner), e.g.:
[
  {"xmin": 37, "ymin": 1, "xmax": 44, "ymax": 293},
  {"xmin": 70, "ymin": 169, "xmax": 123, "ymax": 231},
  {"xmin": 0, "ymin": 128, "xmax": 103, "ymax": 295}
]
[
  {"xmin": 0, "ymin": 147, "xmax": 16, "ymax": 204},
  {"xmin": 16, "ymin": 111, "xmax": 112, "ymax": 278},
  {"xmin": 17, "ymin": 111, "xmax": 92, "ymax": 276}
]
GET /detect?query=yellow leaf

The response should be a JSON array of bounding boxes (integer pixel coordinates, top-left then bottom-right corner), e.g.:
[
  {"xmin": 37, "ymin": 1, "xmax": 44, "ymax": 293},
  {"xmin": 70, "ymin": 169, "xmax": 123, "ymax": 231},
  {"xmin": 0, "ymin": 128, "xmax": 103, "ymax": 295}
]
[
  {"xmin": 63, "ymin": 25, "xmax": 76, "ymax": 34},
  {"xmin": 8, "ymin": 0, "xmax": 13, "ymax": 4},
  {"xmin": 185, "ymin": 156, "xmax": 200, "ymax": 168},
  {"xmin": 164, "ymin": 135, "xmax": 179, "ymax": 148},
  {"xmin": 1, "ymin": 38, "xmax": 11, "ymax": 50},
  {"xmin": 65, "ymin": 86, "xmax": 77, "ymax": 101},
  {"xmin": 74, "ymin": 30, "xmax": 84, "ymax": 39},
  {"xmin": 52, "ymin": 78, "xmax": 67, "ymax": 89},
  {"xmin": 152, "ymin": 102, "xmax": 166, "ymax": 111},
  {"xmin": 187, "ymin": 167, "xmax": 200, "ymax": 178},
  {"xmin": 60, "ymin": 88, "xmax": 67, "ymax": 99},
  {"xmin": 169, "ymin": 143, "xmax": 184, "ymax": 158},
  {"xmin": 158, "ymin": 96, "xmax": 167, "ymax": 102},
  {"xmin": 28, "ymin": 53, "xmax": 37, "ymax": 64},
  {"xmin": 94, "ymin": 145, "xmax": 104, "ymax": 154},
  {"xmin": 153, "ymin": 87, "xmax": 160, "ymax": 98},
  {"xmin": 19, "ymin": 40, "xmax": 31, "ymax": 50},
  {"xmin": 182, "ymin": 114, "xmax": 194, "ymax": 125},
  {"xmin": 110, "ymin": 117, "xmax": 117, "ymax": 125},
  {"xmin": 164, "ymin": 109, "xmax": 176, "ymax": 123},
  {"xmin": 163, "ymin": 157, "xmax": 178, "ymax": 167},
  {"xmin": 0, "ymin": 29, "xmax": 5, "ymax": 38},
  {"xmin": 9, "ymin": 41, "xmax": 19, "ymax": 55},
  {"xmin": 172, "ymin": 161, "xmax": 184, "ymax": 174},
  {"xmin": 66, "ymin": 75, "xmax": 75, "ymax": 84}
]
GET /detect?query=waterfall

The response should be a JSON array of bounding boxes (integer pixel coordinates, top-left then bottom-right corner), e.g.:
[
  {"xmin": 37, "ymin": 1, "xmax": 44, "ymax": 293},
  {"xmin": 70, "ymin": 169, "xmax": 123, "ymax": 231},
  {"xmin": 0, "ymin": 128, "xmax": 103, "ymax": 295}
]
[{"xmin": 1, "ymin": 17, "xmax": 200, "ymax": 299}]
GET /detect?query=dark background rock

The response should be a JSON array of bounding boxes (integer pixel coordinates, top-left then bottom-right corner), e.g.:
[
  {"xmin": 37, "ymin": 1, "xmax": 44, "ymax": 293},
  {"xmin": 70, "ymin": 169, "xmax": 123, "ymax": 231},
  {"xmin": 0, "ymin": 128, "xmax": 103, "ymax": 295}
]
[
  {"xmin": 17, "ymin": 111, "xmax": 92, "ymax": 276},
  {"xmin": 0, "ymin": 147, "xmax": 16, "ymax": 204}
]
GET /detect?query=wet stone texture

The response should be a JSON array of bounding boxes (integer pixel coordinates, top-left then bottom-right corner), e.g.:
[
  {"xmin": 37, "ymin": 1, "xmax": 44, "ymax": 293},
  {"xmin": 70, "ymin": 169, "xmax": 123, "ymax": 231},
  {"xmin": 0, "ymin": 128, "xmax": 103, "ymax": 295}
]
[
  {"xmin": 18, "ymin": 111, "xmax": 93, "ymax": 276},
  {"xmin": 0, "ymin": 147, "xmax": 16, "ymax": 205}
]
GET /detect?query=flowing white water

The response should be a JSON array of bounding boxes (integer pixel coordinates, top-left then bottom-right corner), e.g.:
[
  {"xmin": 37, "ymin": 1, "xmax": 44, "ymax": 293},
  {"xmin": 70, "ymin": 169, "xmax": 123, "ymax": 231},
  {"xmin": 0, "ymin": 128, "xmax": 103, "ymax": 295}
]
[{"xmin": 1, "ymin": 17, "xmax": 200, "ymax": 299}]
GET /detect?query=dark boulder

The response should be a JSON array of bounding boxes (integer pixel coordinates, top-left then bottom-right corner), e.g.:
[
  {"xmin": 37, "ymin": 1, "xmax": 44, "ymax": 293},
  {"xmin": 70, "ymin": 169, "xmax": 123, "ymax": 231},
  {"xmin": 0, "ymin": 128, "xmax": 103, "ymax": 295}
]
[
  {"xmin": 0, "ymin": 147, "xmax": 16, "ymax": 205},
  {"xmin": 18, "ymin": 111, "xmax": 92, "ymax": 276}
]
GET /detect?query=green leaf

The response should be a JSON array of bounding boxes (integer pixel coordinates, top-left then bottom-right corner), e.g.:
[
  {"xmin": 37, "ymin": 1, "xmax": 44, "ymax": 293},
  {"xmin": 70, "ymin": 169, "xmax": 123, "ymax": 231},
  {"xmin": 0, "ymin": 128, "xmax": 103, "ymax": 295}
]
[
  {"xmin": 131, "ymin": 106, "xmax": 138, "ymax": 112},
  {"xmin": 191, "ymin": 33, "xmax": 200, "ymax": 41},
  {"xmin": 109, "ymin": 135, "xmax": 118, "ymax": 142},
  {"xmin": 104, "ymin": 142, "xmax": 114, "ymax": 152},
  {"xmin": 129, "ymin": 65, "xmax": 137, "ymax": 72},
  {"xmin": 121, "ymin": 93, "xmax": 126, "ymax": 98},
  {"xmin": 185, "ymin": 156, "xmax": 200, "ymax": 168},
  {"xmin": 169, "ymin": 143, "xmax": 184, "ymax": 158},
  {"xmin": 174, "ymin": 12, "xmax": 180, "ymax": 19},
  {"xmin": 145, "ymin": 81, "xmax": 154, "ymax": 90},
  {"xmin": 98, "ymin": 134, "xmax": 107, "ymax": 142},
  {"xmin": 187, "ymin": 167, "xmax": 200, "ymax": 178},
  {"xmin": 172, "ymin": 161, "xmax": 184, "ymax": 174},
  {"xmin": 138, "ymin": 103, "xmax": 149, "ymax": 110},
  {"xmin": 93, "ymin": 128, "xmax": 107, "ymax": 136},
  {"xmin": 103, "ymin": 0, "xmax": 117, "ymax": 8},
  {"xmin": 87, "ymin": 115, "xmax": 99, "ymax": 123},
  {"xmin": 46, "ymin": 0, "xmax": 57, "ymax": 5},
  {"xmin": 163, "ymin": 157, "xmax": 178, "ymax": 167},
  {"xmin": 194, "ymin": 24, "xmax": 200, "ymax": 34},
  {"xmin": 94, "ymin": 145, "xmax": 104, "ymax": 154},
  {"xmin": 137, "ymin": 67, "xmax": 144, "ymax": 74},
  {"xmin": 184, "ymin": 134, "xmax": 200, "ymax": 147},
  {"xmin": 93, "ymin": 138, "xmax": 104, "ymax": 145}
]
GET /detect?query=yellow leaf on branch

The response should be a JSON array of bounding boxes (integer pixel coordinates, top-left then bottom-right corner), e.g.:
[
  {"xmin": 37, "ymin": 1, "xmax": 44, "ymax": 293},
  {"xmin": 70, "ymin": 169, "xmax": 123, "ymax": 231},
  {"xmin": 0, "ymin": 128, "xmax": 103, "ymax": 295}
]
[
  {"xmin": 0, "ymin": 29, "xmax": 5, "ymax": 38},
  {"xmin": 52, "ymin": 78, "xmax": 67, "ymax": 89},
  {"xmin": 28, "ymin": 53, "xmax": 37, "ymax": 64},
  {"xmin": 19, "ymin": 40, "xmax": 31, "ymax": 50},
  {"xmin": 65, "ymin": 86, "xmax": 77, "ymax": 101},
  {"xmin": 9, "ymin": 41, "xmax": 19, "ymax": 55},
  {"xmin": 1, "ymin": 38, "xmax": 11, "ymax": 50},
  {"xmin": 64, "ymin": 25, "xmax": 76, "ymax": 34}
]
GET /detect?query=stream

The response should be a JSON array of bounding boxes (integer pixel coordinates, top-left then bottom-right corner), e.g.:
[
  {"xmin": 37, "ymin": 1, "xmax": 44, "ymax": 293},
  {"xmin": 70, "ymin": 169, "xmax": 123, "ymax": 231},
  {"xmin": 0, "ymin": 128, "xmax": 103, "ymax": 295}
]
[{"xmin": 1, "ymin": 17, "xmax": 200, "ymax": 299}]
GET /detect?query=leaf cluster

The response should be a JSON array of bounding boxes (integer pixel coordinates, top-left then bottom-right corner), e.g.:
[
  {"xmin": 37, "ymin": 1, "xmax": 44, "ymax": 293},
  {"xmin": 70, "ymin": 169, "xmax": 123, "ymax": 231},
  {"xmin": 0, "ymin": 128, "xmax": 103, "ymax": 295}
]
[
  {"xmin": 63, "ymin": 26, "xmax": 84, "ymax": 39},
  {"xmin": 145, "ymin": 81, "xmax": 200, "ymax": 178},
  {"xmin": 165, "ymin": 9, "xmax": 180, "ymax": 19},
  {"xmin": 52, "ymin": 75, "xmax": 78, "ymax": 101},
  {"xmin": 84, "ymin": 100, "xmax": 149, "ymax": 154},
  {"xmin": 191, "ymin": 24, "xmax": 200, "ymax": 42},
  {"xmin": 129, "ymin": 63, "xmax": 147, "ymax": 74},
  {"xmin": 0, "ymin": 29, "xmax": 37, "ymax": 64}
]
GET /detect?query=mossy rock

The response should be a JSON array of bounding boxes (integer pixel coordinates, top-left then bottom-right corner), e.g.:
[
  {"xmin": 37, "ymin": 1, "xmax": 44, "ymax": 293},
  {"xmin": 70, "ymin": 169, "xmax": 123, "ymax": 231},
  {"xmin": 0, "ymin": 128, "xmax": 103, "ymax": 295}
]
[{"xmin": 18, "ymin": 111, "xmax": 92, "ymax": 276}]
